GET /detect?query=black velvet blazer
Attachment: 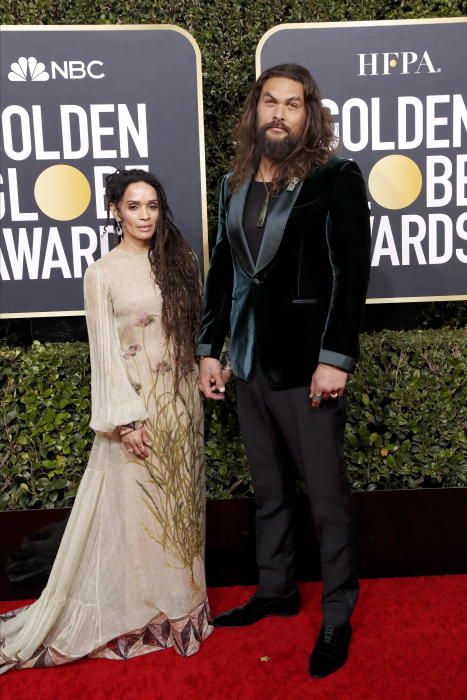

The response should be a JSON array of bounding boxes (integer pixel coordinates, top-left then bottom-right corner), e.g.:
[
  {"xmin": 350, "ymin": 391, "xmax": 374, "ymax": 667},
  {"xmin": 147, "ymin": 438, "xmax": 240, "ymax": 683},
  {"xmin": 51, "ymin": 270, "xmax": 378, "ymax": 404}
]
[{"xmin": 196, "ymin": 156, "xmax": 371, "ymax": 389}]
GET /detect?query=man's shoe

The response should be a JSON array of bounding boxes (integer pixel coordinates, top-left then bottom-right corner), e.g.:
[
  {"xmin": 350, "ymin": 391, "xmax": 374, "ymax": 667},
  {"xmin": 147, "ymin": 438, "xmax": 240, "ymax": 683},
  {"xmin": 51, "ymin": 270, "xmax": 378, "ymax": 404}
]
[
  {"xmin": 309, "ymin": 623, "xmax": 352, "ymax": 678},
  {"xmin": 213, "ymin": 589, "xmax": 301, "ymax": 627}
]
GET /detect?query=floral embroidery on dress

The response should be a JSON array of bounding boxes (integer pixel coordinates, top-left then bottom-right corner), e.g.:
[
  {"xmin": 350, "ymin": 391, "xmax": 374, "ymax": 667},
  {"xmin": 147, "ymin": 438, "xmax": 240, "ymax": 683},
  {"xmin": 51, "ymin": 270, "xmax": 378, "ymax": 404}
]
[
  {"xmin": 135, "ymin": 312, "xmax": 157, "ymax": 327},
  {"xmin": 123, "ymin": 312, "xmax": 205, "ymax": 589},
  {"xmin": 123, "ymin": 343, "xmax": 142, "ymax": 359},
  {"xmin": 153, "ymin": 360, "xmax": 171, "ymax": 374}
]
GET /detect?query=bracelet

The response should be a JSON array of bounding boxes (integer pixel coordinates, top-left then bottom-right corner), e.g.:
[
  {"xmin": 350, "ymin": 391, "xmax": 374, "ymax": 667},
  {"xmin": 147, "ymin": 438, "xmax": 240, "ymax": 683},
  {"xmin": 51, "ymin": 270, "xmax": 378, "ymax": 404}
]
[{"xmin": 118, "ymin": 421, "xmax": 143, "ymax": 436}]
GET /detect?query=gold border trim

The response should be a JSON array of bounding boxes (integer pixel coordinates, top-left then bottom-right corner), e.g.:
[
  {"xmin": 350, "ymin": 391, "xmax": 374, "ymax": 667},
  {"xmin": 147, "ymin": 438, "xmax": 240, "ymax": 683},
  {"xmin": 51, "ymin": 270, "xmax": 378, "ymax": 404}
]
[
  {"xmin": 366, "ymin": 295, "xmax": 467, "ymax": 305},
  {"xmin": 256, "ymin": 17, "xmax": 467, "ymax": 75},
  {"xmin": 0, "ymin": 311, "xmax": 86, "ymax": 319},
  {"xmin": 0, "ymin": 24, "xmax": 209, "ymax": 318}
]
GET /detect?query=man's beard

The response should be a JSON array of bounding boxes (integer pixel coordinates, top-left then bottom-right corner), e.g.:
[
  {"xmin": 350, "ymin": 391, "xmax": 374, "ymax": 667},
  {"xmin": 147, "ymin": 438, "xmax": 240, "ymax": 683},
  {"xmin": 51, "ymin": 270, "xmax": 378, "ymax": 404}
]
[{"xmin": 255, "ymin": 122, "xmax": 300, "ymax": 162}]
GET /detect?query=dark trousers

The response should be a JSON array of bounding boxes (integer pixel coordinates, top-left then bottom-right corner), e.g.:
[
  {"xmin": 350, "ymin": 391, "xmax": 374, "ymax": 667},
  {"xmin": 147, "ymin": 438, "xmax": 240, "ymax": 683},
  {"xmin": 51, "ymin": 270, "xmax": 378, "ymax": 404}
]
[{"xmin": 236, "ymin": 363, "xmax": 359, "ymax": 626}]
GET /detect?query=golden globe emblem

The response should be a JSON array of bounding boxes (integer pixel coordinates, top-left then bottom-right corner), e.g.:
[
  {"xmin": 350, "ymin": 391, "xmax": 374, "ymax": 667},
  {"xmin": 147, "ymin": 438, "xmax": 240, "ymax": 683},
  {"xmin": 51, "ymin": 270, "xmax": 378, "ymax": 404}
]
[
  {"xmin": 368, "ymin": 155, "xmax": 423, "ymax": 210},
  {"xmin": 34, "ymin": 165, "xmax": 91, "ymax": 221}
]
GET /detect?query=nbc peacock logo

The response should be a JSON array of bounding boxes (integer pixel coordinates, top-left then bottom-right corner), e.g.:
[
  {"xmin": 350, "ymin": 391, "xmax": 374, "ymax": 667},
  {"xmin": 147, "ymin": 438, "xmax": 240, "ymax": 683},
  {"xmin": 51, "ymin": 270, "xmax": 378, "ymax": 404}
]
[{"xmin": 8, "ymin": 57, "xmax": 49, "ymax": 82}]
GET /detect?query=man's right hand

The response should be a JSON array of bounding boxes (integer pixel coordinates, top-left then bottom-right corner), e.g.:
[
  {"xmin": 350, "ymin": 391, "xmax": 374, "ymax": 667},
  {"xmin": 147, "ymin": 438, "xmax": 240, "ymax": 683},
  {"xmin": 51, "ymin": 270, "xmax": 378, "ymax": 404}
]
[{"xmin": 198, "ymin": 358, "xmax": 230, "ymax": 400}]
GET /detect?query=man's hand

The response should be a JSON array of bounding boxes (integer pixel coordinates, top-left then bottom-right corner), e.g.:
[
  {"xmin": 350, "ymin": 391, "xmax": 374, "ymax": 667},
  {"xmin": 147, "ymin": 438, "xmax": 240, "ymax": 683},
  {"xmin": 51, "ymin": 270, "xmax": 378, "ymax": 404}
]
[
  {"xmin": 198, "ymin": 358, "xmax": 231, "ymax": 400},
  {"xmin": 121, "ymin": 426, "xmax": 151, "ymax": 459},
  {"xmin": 310, "ymin": 363, "xmax": 348, "ymax": 409}
]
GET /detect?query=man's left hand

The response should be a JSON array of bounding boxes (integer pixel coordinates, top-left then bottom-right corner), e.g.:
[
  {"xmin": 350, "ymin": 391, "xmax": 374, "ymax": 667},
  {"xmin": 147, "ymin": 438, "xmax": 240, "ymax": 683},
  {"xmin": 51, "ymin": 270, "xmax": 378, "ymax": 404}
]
[
  {"xmin": 199, "ymin": 358, "xmax": 232, "ymax": 400},
  {"xmin": 310, "ymin": 363, "xmax": 348, "ymax": 408}
]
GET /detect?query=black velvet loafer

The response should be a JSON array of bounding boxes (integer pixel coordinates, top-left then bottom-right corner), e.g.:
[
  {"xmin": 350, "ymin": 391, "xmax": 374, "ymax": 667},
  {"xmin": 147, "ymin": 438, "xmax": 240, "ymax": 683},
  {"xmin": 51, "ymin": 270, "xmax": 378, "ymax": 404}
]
[
  {"xmin": 309, "ymin": 623, "xmax": 352, "ymax": 678},
  {"xmin": 213, "ymin": 589, "xmax": 301, "ymax": 627}
]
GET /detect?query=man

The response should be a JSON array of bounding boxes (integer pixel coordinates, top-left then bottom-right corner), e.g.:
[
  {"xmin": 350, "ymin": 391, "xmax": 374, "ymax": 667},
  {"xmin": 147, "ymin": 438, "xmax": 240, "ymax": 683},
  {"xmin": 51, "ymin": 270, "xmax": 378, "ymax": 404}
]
[{"xmin": 197, "ymin": 64, "xmax": 371, "ymax": 678}]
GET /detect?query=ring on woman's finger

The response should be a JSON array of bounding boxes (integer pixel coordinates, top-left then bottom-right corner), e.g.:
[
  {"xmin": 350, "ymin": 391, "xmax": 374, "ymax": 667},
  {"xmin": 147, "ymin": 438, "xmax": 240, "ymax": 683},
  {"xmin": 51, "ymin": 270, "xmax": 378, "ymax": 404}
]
[
  {"xmin": 127, "ymin": 448, "xmax": 134, "ymax": 454},
  {"xmin": 311, "ymin": 393, "xmax": 322, "ymax": 401},
  {"xmin": 330, "ymin": 392, "xmax": 338, "ymax": 399}
]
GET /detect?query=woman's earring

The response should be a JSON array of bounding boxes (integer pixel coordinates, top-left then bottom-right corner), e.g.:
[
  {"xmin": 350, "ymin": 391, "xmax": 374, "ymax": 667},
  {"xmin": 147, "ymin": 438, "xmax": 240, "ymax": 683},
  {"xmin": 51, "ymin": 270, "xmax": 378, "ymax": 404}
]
[{"xmin": 115, "ymin": 220, "xmax": 123, "ymax": 238}]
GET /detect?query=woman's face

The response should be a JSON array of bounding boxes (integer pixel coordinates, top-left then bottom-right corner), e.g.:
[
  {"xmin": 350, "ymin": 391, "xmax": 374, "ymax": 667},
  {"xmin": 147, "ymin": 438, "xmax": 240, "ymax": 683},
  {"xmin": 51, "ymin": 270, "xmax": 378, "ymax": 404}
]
[{"xmin": 114, "ymin": 181, "xmax": 159, "ymax": 246}]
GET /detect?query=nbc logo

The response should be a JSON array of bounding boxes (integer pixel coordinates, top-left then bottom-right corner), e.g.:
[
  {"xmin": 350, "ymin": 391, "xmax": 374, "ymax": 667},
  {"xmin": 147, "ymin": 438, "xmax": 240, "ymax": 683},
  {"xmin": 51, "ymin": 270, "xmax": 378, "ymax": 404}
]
[{"xmin": 8, "ymin": 57, "xmax": 49, "ymax": 82}]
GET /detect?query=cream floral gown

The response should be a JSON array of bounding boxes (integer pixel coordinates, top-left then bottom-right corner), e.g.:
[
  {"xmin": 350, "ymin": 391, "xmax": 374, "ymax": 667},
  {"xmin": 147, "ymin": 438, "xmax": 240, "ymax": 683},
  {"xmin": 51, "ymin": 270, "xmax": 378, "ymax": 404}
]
[{"xmin": 0, "ymin": 246, "xmax": 213, "ymax": 673}]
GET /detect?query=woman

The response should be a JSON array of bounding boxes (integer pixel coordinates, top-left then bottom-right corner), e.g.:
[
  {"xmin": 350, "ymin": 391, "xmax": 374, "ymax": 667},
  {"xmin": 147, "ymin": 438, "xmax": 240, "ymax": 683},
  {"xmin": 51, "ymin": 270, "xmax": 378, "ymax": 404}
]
[{"xmin": 0, "ymin": 169, "xmax": 213, "ymax": 672}]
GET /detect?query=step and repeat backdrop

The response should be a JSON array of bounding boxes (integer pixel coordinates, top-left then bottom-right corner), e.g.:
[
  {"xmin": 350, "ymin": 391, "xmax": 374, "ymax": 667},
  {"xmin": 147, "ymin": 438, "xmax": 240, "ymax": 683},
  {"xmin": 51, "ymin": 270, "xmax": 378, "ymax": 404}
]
[
  {"xmin": 1, "ymin": 19, "xmax": 466, "ymax": 316},
  {"xmin": 0, "ymin": 25, "xmax": 207, "ymax": 317},
  {"xmin": 258, "ymin": 18, "xmax": 467, "ymax": 302}
]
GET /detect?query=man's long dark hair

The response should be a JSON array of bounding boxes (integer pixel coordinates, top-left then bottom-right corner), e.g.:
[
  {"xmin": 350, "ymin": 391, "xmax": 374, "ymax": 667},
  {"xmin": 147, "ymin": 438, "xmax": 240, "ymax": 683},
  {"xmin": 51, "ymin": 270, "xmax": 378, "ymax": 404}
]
[
  {"xmin": 230, "ymin": 64, "xmax": 336, "ymax": 192},
  {"xmin": 105, "ymin": 169, "xmax": 202, "ymax": 389}
]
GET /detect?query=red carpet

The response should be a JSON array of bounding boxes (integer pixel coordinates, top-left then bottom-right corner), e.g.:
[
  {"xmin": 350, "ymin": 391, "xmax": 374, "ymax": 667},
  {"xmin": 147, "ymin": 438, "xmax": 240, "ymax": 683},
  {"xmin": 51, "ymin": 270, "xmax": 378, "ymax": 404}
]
[{"xmin": 1, "ymin": 576, "xmax": 466, "ymax": 700}]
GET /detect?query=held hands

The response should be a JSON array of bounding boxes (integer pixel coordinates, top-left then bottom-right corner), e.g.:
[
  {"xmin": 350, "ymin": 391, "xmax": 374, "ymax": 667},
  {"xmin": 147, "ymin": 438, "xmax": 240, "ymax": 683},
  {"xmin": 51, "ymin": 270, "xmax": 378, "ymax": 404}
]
[
  {"xmin": 120, "ymin": 426, "xmax": 151, "ymax": 459},
  {"xmin": 198, "ymin": 358, "xmax": 232, "ymax": 400},
  {"xmin": 310, "ymin": 363, "xmax": 348, "ymax": 409}
]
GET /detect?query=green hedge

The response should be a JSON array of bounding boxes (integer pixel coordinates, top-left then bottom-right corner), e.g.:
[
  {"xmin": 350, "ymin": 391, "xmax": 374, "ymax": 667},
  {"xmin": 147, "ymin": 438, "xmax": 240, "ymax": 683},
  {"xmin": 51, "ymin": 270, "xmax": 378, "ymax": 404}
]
[{"xmin": 1, "ymin": 329, "xmax": 465, "ymax": 510}]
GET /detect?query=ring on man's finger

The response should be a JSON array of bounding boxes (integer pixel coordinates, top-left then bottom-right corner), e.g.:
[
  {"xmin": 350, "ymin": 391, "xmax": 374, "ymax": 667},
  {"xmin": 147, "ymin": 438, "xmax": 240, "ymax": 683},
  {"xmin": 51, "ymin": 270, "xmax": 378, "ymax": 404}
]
[
  {"xmin": 127, "ymin": 448, "xmax": 134, "ymax": 454},
  {"xmin": 311, "ymin": 393, "xmax": 322, "ymax": 401},
  {"xmin": 330, "ymin": 392, "xmax": 338, "ymax": 399}
]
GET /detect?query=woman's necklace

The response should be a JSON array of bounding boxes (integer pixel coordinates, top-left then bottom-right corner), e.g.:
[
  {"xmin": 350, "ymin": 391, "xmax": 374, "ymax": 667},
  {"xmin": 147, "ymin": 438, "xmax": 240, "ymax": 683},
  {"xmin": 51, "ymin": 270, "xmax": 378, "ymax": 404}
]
[{"xmin": 256, "ymin": 167, "xmax": 272, "ymax": 228}]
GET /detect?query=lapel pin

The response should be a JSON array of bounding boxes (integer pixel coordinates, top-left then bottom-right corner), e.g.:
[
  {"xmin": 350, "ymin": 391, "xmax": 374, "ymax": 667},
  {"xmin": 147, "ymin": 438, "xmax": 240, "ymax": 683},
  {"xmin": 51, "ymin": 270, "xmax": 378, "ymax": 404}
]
[{"xmin": 287, "ymin": 177, "xmax": 299, "ymax": 192}]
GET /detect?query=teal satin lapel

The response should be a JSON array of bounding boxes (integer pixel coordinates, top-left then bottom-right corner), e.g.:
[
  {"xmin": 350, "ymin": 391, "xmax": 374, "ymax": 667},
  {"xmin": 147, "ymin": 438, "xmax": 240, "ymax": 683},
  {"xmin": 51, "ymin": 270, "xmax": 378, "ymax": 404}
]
[
  {"xmin": 255, "ymin": 180, "xmax": 304, "ymax": 274},
  {"xmin": 226, "ymin": 176, "xmax": 255, "ymax": 276}
]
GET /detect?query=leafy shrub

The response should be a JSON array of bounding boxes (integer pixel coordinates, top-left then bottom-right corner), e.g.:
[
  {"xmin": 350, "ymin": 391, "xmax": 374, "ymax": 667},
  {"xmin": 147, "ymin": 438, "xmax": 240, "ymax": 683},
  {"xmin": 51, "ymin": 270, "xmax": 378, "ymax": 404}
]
[
  {"xmin": 1, "ymin": 329, "xmax": 465, "ymax": 510},
  {"xmin": 1, "ymin": 342, "xmax": 91, "ymax": 510}
]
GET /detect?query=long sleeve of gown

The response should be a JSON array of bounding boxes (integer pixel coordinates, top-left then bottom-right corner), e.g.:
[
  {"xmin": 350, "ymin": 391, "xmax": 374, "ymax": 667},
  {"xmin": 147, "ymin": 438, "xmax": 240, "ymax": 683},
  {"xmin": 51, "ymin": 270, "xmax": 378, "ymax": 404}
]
[{"xmin": 84, "ymin": 262, "xmax": 149, "ymax": 432}]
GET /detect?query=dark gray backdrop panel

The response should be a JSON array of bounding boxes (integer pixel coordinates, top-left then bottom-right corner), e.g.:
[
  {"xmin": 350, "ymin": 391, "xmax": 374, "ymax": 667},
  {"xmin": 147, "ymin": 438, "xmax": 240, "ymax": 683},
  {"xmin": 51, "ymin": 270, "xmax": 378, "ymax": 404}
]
[
  {"xmin": 259, "ymin": 21, "xmax": 467, "ymax": 301},
  {"xmin": 0, "ymin": 27, "xmax": 205, "ymax": 315}
]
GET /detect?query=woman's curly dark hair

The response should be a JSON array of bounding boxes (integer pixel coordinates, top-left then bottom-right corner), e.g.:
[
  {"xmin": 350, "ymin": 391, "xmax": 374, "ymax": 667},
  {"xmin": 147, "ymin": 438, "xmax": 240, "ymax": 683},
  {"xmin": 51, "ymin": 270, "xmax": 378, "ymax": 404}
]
[
  {"xmin": 104, "ymin": 169, "xmax": 202, "ymax": 390},
  {"xmin": 230, "ymin": 63, "xmax": 337, "ymax": 192}
]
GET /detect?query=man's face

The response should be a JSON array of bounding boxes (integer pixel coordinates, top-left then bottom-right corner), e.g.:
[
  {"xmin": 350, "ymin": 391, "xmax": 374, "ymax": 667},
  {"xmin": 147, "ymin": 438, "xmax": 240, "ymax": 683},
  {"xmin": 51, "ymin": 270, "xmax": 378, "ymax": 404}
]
[{"xmin": 256, "ymin": 77, "xmax": 307, "ymax": 161}]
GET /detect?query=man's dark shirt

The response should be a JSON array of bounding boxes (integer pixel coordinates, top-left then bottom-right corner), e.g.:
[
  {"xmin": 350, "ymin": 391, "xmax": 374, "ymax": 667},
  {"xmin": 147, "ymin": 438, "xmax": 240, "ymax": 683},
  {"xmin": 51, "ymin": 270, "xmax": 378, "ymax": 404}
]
[{"xmin": 243, "ymin": 180, "xmax": 278, "ymax": 264}]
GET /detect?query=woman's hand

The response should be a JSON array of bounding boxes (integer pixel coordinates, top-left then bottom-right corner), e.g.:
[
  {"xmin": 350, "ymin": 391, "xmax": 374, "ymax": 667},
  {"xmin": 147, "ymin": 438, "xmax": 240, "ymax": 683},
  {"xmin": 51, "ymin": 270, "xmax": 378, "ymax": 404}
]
[{"xmin": 120, "ymin": 426, "xmax": 151, "ymax": 459}]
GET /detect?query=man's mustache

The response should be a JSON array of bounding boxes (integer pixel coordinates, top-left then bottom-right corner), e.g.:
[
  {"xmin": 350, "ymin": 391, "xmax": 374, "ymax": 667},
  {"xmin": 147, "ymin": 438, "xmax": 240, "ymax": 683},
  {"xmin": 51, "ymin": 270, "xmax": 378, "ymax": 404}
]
[{"xmin": 262, "ymin": 121, "xmax": 290, "ymax": 134}]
